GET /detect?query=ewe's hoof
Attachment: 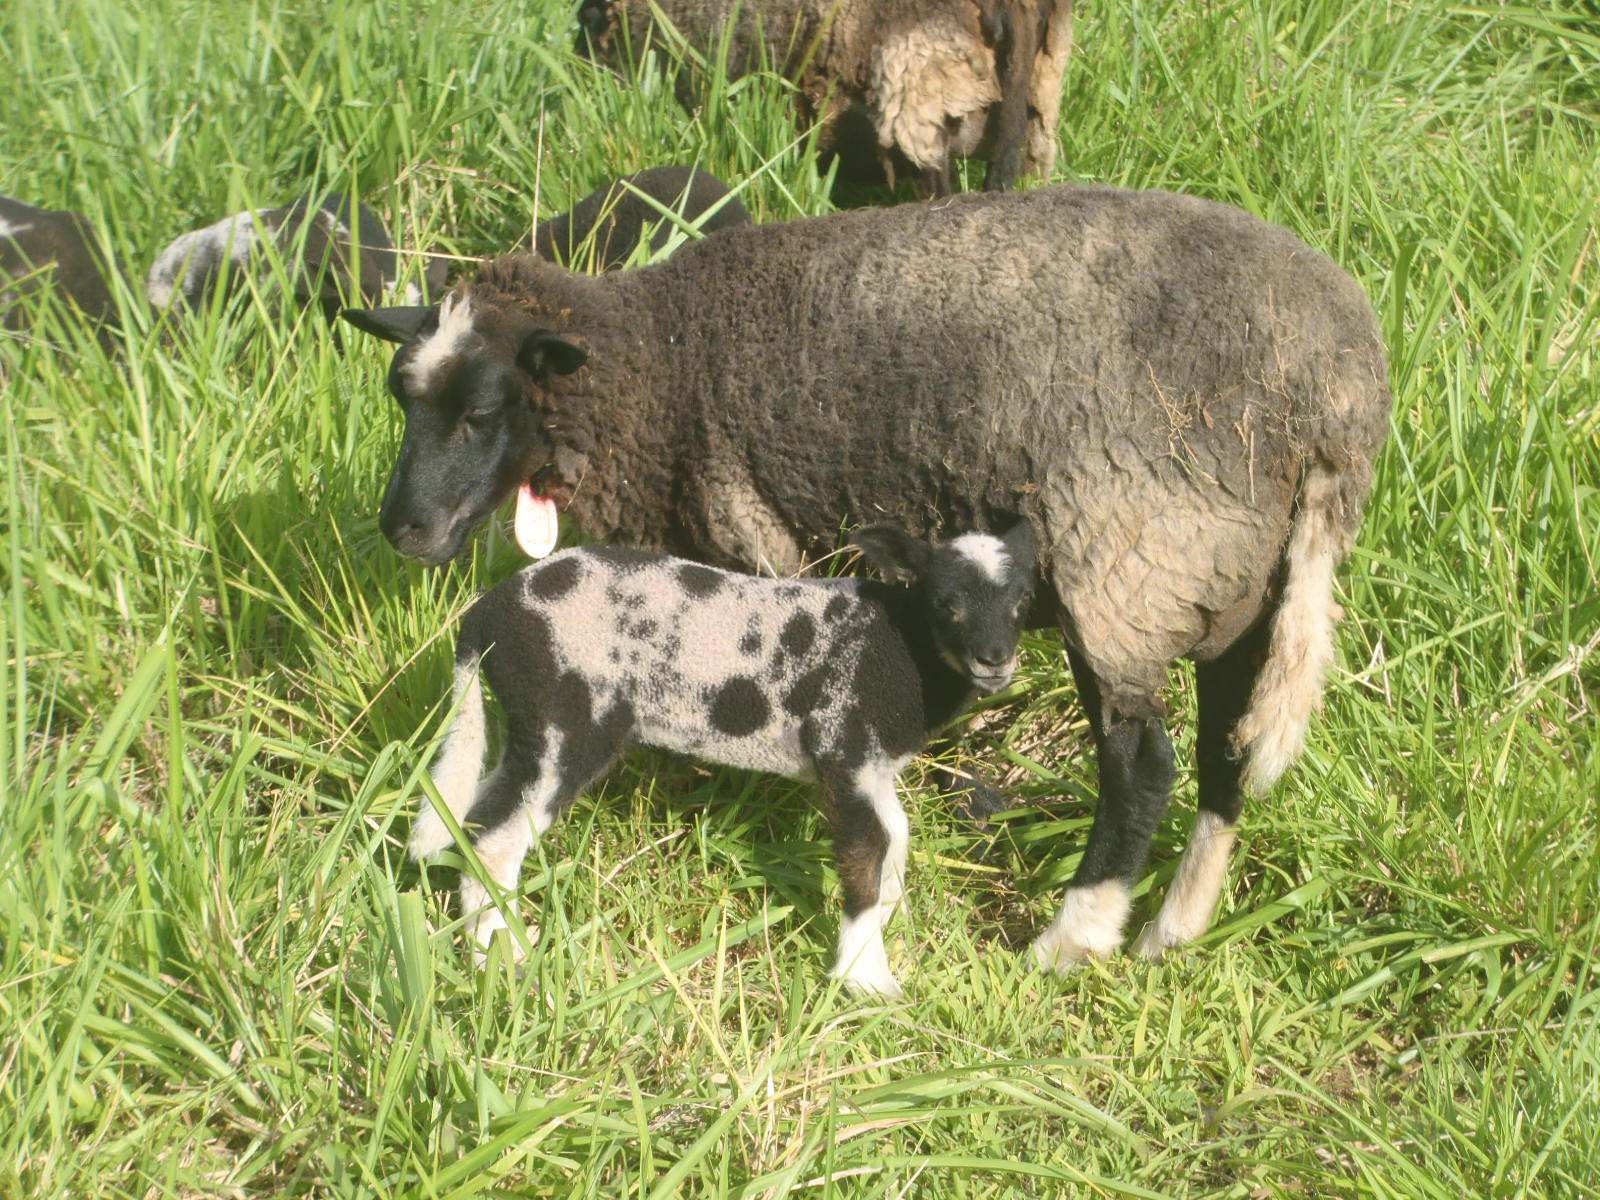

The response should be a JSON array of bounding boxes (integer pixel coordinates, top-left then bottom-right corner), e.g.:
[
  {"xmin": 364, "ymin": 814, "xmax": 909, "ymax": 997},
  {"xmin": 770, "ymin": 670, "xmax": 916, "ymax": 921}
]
[{"xmin": 1031, "ymin": 881, "xmax": 1133, "ymax": 974}]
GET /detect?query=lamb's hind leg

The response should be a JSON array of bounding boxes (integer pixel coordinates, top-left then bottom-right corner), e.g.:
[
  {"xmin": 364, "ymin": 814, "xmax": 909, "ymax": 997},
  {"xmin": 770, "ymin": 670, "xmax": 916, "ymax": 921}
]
[
  {"xmin": 824, "ymin": 759, "xmax": 911, "ymax": 1000},
  {"xmin": 1132, "ymin": 618, "xmax": 1270, "ymax": 958},
  {"xmin": 1032, "ymin": 645, "xmax": 1176, "ymax": 971}
]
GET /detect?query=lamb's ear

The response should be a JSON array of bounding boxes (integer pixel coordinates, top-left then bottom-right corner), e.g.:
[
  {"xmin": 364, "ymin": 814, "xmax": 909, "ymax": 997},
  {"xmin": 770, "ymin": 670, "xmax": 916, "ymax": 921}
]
[
  {"xmin": 853, "ymin": 524, "xmax": 932, "ymax": 585},
  {"xmin": 340, "ymin": 305, "xmax": 435, "ymax": 344},
  {"xmin": 518, "ymin": 329, "xmax": 588, "ymax": 378},
  {"xmin": 1002, "ymin": 517, "xmax": 1040, "ymax": 568}
]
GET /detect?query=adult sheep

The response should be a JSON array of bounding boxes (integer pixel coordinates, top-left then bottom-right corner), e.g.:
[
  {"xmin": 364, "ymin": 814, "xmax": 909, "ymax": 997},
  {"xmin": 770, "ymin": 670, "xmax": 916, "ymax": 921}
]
[
  {"xmin": 342, "ymin": 182, "xmax": 1392, "ymax": 971},
  {"xmin": 576, "ymin": 1, "xmax": 1074, "ymax": 195}
]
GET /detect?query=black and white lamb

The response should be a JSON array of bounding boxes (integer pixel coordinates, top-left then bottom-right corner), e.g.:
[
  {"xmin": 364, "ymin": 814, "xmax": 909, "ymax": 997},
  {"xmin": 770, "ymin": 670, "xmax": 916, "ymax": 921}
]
[
  {"xmin": 343, "ymin": 181, "xmax": 1393, "ymax": 974},
  {"xmin": 1, "ymin": 195, "xmax": 120, "ymax": 337},
  {"xmin": 535, "ymin": 166, "xmax": 753, "ymax": 270},
  {"xmin": 418, "ymin": 520, "xmax": 1038, "ymax": 997},
  {"xmin": 147, "ymin": 192, "xmax": 443, "ymax": 323},
  {"xmin": 577, "ymin": 1, "xmax": 1074, "ymax": 194}
]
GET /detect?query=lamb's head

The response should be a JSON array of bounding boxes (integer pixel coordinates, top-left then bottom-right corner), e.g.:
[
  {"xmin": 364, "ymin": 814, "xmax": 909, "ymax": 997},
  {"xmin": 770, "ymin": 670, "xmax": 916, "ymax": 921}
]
[
  {"xmin": 854, "ymin": 519, "xmax": 1039, "ymax": 694},
  {"xmin": 342, "ymin": 291, "xmax": 586, "ymax": 565}
]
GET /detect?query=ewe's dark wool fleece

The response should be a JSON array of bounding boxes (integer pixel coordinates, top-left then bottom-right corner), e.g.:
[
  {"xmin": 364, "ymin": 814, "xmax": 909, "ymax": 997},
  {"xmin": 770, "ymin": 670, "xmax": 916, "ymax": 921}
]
[{"xmin": 447, "ymin": 182, "xmax": 1391, "ymax": 714}]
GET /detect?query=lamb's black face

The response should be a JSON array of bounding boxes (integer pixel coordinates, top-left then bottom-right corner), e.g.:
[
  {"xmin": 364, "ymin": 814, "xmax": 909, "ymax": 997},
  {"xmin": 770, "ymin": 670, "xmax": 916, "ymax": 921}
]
[
  {"xmin": 342, "ymin": 300, "xmax": 586, "ymax": 565},
  {"xmin": 853, "ymin": 519, "xmax": 1040, "ymax": 695},
  {"xmin": 922, "ymin": 533, "xmax": 1036, "ymax": 694}
]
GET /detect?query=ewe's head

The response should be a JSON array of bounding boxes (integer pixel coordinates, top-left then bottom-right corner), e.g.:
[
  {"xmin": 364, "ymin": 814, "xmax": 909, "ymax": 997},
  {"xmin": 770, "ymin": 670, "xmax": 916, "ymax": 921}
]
[
  {"xmin": 854, "ymin": 520, "xmax": 1039, "ymax": 694},
  {"xmin": 341, "ymin": 289, "xmax": 587, "ymax": 565}
]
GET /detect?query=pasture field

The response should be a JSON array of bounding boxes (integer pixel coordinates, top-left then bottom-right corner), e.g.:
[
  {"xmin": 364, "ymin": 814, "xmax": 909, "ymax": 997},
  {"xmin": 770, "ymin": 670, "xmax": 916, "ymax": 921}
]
[{"xmin": 2, "ymin": 0, "xmax": 1597, "ymax": 1195}]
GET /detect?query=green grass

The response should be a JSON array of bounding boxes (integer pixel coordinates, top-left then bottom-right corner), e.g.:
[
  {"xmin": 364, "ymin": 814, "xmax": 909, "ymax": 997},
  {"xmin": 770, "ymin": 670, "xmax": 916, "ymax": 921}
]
[{"xmin": 2, "ymin": 0, "xmax": 1598, "ymax": 1194}]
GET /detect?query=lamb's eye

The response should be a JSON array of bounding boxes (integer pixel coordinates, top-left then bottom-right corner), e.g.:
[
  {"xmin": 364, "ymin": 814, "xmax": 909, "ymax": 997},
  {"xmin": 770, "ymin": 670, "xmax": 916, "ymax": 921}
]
[{"xmin": 463, "ymin": 407, "xmax": 497, "ymax": 428}]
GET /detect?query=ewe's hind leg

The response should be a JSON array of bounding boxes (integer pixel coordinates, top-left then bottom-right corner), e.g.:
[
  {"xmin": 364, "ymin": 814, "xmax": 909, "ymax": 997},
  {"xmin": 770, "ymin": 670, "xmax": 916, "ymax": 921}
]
[
  {"xmin": 1132, "ymin": 620, "xmax": 1270, "ymax": 958},
  {"xmin": 825, "ymin": 761, "xmax": 911, "ymax": 1000},
  {"xmin": 1032, "ymin": 646, "xmax": 1176, "ymax": 972}
]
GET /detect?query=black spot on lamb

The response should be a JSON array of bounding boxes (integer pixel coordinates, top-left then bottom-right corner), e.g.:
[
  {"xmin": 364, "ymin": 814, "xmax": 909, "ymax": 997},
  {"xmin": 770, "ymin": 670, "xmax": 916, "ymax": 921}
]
[
  {"xmin": 1, "ymin": 195, "xmax": 120, "ymax": 338},
  {"xmin": 576, "ymin": 1, "xmax": 1074, "ymax": 195},
  {"xmin": 420, "ymin": 520, "xmax": 1037, "ymax": 996},
  {"xmin": 147, "ymin": 193, "xmax": 443, "ymax": 324},
  {"xmin": 535, "ymin": 166, "xmax": 753, "ymax": 270},
  {"xmin": 343, "ymin": 181, "xmax": 1393, "ymax": 972}
]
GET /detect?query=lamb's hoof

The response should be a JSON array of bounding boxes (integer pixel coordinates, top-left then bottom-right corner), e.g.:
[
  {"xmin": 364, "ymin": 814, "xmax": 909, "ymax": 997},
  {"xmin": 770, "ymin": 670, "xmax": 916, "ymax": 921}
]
[
  {"xmin": 1129, "ymin": 923, "xmax": 1181, "ymax": 962},
  {"xmin": 1030, "ymin": 926, "xmax": 1106, "ymax": 974},
  {"xmin": 933, "ymin": 766, "xmax": 1010, "ymax": 824},
  {"xmin": 835, "ymin": 969, "xmax": 906, "ymax": 1002},
  {"xmin": 470, "ymin": 922, "xmax": 531, "ymax": 970}
]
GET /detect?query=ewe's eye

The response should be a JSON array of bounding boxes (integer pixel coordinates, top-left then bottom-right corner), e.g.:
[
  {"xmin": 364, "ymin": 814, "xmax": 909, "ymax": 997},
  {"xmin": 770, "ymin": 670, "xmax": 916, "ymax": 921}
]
[{"xmin": 462, "ymin": 406, "xmax": 498, "ymax": 429}]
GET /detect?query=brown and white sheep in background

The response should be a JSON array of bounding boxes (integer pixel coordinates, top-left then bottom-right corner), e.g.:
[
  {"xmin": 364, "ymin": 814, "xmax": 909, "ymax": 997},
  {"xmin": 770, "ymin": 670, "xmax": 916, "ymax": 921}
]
[
  {"xmin": 341, "ymin": 181, "xmax": 1393, "ymax": 977},
  {"xmin": 576, "ymin": 1, "xmax": 1074, "ymax": 195}
]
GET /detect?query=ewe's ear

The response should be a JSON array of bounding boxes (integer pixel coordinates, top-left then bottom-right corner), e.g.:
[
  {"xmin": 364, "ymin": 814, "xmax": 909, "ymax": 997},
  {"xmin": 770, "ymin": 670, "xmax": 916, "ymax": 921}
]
[
  {"xmin": 340, "ymin": 305, "xmax": 435, "ymax": 343},
  {"xmin": 1002, "ymin": 518, "xmax": 1040, "ymax": 568},
  {"xmin": 518, "ymin": 329, "xmax": 588, "ymax": 378},
  {"xmin": 854, "ymin": 524, "xmax": 932, "ymax": 585}
]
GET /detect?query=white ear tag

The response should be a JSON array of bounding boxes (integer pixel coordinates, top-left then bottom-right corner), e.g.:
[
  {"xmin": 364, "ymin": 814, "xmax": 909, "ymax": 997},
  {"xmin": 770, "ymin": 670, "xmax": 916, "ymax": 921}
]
[{"xmin": 514, "ymin": 481, "xmax": 560, "ymax": 558}]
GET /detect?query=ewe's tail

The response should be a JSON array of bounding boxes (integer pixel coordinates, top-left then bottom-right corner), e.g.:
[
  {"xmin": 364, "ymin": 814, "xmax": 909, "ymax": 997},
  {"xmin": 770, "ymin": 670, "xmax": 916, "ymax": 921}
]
[
  {"xmin": 412, "ymin": 648, "xmax": 487, "ymax": 859},
  {"xmin": 1232, "ymin": 463, "xmax": 1361, "ymax": 795}
]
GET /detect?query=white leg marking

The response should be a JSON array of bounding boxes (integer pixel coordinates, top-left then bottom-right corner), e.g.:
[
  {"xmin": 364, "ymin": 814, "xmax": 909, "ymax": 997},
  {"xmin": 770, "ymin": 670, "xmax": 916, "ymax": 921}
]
[
  {"xmin": 831, "ymin": 904, "xmax": 903, "ymax": 1000},
  {"xmin": 857, "ymin": 761, "xmax": 910, "ymax": 909},
  {"xmin": 1132, "ymin": 810, "xmax": 1237, "ymax": 959},
  {"xmin": 413, "ymin": 662, "xmax": 487, "ymax": 859},
  {"xmin": 1030, "ymin": 879, "xmax": 1132, "ymax": 973},
  {"xmin": 460, "ymin": 732, "xmax": 563, "ymax": 965}
]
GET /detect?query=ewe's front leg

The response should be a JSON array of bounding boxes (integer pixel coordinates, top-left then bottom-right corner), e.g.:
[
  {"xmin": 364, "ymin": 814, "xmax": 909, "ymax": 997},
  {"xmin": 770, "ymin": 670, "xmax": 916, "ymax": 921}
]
[
  {"xmin": 1032, "ymin": 714, "xmax": 1176, "ymax": 972},
  {"xmin": 825, "ymin": 762, "xmax": 911, "ymax": 1000}
]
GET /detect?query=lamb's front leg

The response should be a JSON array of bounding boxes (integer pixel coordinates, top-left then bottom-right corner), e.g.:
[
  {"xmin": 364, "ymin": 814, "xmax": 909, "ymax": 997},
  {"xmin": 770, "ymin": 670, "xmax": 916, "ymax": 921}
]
[{"xmin": 824, "ymin": 760, "xmax": 910, "ymax": 1000}]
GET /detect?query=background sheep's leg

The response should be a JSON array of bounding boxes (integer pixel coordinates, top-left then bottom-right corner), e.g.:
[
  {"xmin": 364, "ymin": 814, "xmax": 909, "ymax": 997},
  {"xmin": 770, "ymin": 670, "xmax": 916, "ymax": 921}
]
[
  {"xmin": 981, "ymin": 1, "xmax": 1040, "ymax": 191},
  {"xmin": 824, "ymin": 761, "xmax": 909, "ymax": 999},
  {"xmin": 1132, "ymin": 620, "xmax": 1270, "ymax": 958},
  {"xmin": 1032, "ymin": 647, "xmax": 1176, "ymax": 971}
]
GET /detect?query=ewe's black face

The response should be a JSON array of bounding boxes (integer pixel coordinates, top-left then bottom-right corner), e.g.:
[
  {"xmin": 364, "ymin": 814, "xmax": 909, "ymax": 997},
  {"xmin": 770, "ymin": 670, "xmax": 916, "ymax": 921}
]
[{"xmin": 342, "ymin": 299, "xmax": 585, "ymax": 565}]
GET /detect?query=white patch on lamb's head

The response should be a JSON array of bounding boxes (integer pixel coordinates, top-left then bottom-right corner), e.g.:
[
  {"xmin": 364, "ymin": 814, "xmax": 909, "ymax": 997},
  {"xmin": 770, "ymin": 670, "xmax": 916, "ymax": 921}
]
[
  {"xmin": 402, "ymin": 291, "xmax": 475, "ymax": 395},
  {"xmin": 0, "ymin": 216, "xmax": 35, "ymax": 238},
  {"xmin": 947, "ymin": 532, "xmax": 1010, "ymax": 582}
]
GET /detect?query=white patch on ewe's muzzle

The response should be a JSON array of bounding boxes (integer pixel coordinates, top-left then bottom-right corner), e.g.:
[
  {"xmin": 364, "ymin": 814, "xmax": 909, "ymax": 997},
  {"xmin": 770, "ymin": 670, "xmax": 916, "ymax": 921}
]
[
  {"xmin": 947, "ymin": 533, "xmax": 1009, "ymax": 583},
  {"xmin": 403, "ymin": 291, "xmax": 475, "ymax": 394}
]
